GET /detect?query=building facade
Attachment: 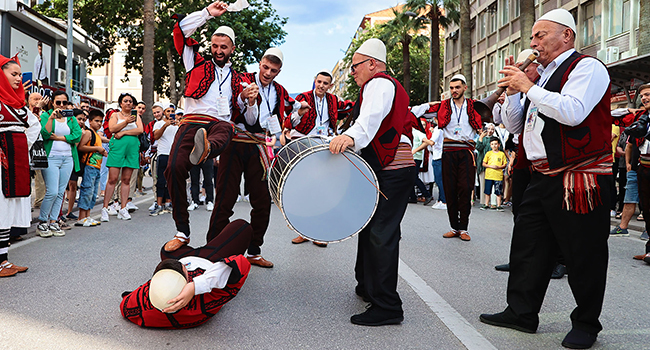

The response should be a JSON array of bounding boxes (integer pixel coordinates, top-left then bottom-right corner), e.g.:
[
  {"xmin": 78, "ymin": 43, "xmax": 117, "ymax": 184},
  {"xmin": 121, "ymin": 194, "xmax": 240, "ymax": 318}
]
[{"xmin": 443, "ymin": 0, "xmax": 648, "ymax": 108}]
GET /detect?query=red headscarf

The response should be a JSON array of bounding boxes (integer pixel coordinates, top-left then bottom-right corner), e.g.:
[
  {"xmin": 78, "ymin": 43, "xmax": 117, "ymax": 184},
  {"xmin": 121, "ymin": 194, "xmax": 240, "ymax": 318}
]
[{"xmin": 0, "ymin": 54, "xmax": 26, "ymax": 109}]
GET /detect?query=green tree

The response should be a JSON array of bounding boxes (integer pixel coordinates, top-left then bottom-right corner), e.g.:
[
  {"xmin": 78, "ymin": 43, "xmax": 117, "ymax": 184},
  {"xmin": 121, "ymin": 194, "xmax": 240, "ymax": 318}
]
[
  {"xmin": 122, "ymin": 0, "xmax": 287, "ymax": 106},
  {"xmin": 406, "ymin": 0, "xmax": 459, "ymax": 101},
  {"xmin": 379, "ymin": 8, "xmax": 429, "ymax": 96},
  {"xmin": 341, "ymin": 25, "xmax": 435, "ymax": 106},
  {"xmin": 35, "ymin": 0, "xmax": 143, "ymax": 67}
]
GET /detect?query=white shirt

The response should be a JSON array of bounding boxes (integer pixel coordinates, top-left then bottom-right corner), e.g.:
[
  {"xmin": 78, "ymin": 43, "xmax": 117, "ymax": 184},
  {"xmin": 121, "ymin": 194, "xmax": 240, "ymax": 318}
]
[
  {"xmin": 179, "ymin": 9, "xmax": 234, "ymax": 121},
  {"xmin": 289, "ymin": 92, "xmax": 330, "ymax": 138},
  {"xmin": 494, "ymin": 126, "xmax": 509, "ymax": 148},
  {"xmin": 34, "ymin": 54, "xmax": 48, "ymax": 80},
  {"xmin": 153, "ymin": 120, "xmax": 178, "ymax": 156},
  {"xmin": 442, "ymin": 98, "xmax": 477, "ymax": 141},
  {"xmin": 501, "ymin": 49, "xmax": 610, "ymax": 161},
  {"xmin": 345, "ymin": 78, "xmax": 411, "ymax": 152},
  {"xmin": 430, "ymin": 127, "xmax": 443, "ymax": 160},
  {"xmin": 49, "ymin": 119, "xmax": 72, "ymax": 156},
  {"xmin": 179, "ymin": 256, "xmax": 233, "ymax": 295},
  {"xmin": 241, "ymin": 73, "xmax": 301, "ymax": 131}
]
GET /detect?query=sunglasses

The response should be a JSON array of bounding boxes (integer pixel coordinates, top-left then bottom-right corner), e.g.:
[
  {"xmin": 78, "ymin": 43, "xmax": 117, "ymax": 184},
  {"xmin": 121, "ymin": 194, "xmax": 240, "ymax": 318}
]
[
  {"xmin": 54, "ymin": 100, "xmax": 69, "ymax": 106},
  {"xmin": 350, "ymin": 59, "xmax": 371, "ymax": 73}
]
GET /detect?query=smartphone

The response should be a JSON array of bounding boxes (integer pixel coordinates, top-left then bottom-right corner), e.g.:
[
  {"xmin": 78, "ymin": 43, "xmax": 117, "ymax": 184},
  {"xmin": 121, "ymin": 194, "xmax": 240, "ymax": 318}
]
[
  {"xmin": 22, "ymin": 72, "xmax": 33, "ymax": 85},
  {"xmin": 60, "ymin": 109, "xmax": 74, "ymax": 118},
  {"xmin": 170, "ymin": 113, "xmax": 176, "ymax": 120},
  {"xmin": 131, "ymin": 109, "xmax": 138, "ymax": 116}
]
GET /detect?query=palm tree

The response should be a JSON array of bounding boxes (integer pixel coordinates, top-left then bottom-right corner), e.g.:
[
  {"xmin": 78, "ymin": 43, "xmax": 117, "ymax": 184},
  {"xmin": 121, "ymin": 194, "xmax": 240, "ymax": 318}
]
[
  {"xmin": 406, "ymin": 0, "xmax": 460, "ymax": 101},
  {"xmin": 640, "ymin": 0, "xmax": 650, "ymax": 55},
  {"xmin": 142, "ymin": 0, "xmax": 155, "ymax": 124},
  {"xmin": 520, "ymin": 0, "xmax": 535, "ymax": 54},
  {"xmin": 380, "ymin": 8, "xmax": 429, "ymax": 96},
  {"xmin": 459, "ymin": 0, "xmax": 471, "ymax": 96}
]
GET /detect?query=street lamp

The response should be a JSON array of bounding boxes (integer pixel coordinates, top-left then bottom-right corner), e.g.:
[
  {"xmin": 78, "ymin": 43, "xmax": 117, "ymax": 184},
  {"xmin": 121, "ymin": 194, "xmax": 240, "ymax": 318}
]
[{"xmin": 406, "ymin": 11, "xmax": 433, "ymax": 101}]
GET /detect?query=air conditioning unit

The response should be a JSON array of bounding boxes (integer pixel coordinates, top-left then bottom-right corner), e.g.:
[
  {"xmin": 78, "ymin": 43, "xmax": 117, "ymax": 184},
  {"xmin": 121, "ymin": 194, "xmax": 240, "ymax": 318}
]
[
  {"xmin": 55, "ymin": 68, "xmax": 66, "ymax": 85},
  {"xmin": 83, "ymin": 78, "xmax": 94, "ymax": 94},
  {"xmin": 606, "ymin": 47, "xmax": 620, "ymax": 64}
]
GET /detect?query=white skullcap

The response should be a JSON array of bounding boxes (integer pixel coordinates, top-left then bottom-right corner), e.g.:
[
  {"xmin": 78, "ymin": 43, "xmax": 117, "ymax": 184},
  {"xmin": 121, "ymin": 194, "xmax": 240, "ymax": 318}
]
[
  {"xmin": 152, "ymin": 102, "xmax": 164, "ymax": 110},
  {"xmin": 355, "ymin": 38, "xmax": 387, "ymax": 63},
  {"xmin": 149, "ymin": 269, "xmax": 187, "ymax": 311},
  {"xmin": 175, "ymin": 108, "xmax": 184, "ymax": 115},
  {"xmin": 315, "ymin": 69, "xmax": 333, "ymax": 81},
  {"xmin": 516, "ymin": 49, "xmax": 537, "ymax": 64},
  {"xmin": 536, "ymin": 9, "xmax": 576, "ymax": 34},
  {"xmin": 450, "ymin": 74, "xmax": 467, "ymax": 85},
  {"xmin": 263, "ymin": 47, "xmax": 283, "ymax": 65},
  {"xmin": 212, "ymin": 26, "xmax": 235, "ymax": 45},
  {"xmin": 166, "ymin": 103, "xmax": 175, "ymax": 111}
]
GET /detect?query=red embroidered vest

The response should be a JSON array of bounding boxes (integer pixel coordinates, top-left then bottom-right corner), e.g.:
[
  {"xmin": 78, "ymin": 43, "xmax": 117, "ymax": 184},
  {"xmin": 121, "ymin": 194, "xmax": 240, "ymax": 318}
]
[
  {"xmin": 233, "ymin": 73, "xmax": 295, "ymax": 134},
  {"xmin": 286, "ymin": 91, "xmax": 353, "ymax": 135},
  {"xmin": 351, "ymin": 72, "xmax": 411, "ymax": 170},
  {"xmin": 428, "ymin": 98, "xmax": 482, "ymax": 131},
  {"xmin": 523, "ymin": 52, "xmax": 612, "ymax": 170}
]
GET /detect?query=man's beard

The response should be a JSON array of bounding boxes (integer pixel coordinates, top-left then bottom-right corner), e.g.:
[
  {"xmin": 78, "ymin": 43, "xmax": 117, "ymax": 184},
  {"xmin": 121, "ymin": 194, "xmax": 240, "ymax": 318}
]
[{"xmin": 213, "ymin": 52, "xmax": 231, "ymax": 67}]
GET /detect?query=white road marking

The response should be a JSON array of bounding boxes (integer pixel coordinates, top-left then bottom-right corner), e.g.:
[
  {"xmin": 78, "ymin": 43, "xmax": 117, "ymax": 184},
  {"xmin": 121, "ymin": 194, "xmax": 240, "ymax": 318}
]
[{"xmin": 399, "ymin": 259, "xmax": 498, "ymax": 350}]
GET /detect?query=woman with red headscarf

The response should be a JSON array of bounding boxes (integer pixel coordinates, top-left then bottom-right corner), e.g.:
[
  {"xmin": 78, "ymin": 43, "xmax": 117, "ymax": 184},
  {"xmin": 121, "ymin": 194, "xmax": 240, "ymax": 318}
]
[{"xmin": 0, "ymin": 55, "xmax": 41, "ymax": 277}]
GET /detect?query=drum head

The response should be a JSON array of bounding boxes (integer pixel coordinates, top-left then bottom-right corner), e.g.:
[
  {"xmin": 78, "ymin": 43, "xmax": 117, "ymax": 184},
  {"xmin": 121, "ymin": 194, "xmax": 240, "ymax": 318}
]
[{"xmin": 280, "ymin": 148, "xmax": 378, "ymax": 242}]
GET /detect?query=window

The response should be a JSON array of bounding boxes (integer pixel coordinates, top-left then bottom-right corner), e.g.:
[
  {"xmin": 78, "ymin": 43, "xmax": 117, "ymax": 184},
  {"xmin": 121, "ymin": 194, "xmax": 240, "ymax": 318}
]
[
  {"xmin": 499, "ymin": 0, "xmax": 510, "ymax": 26},
  {"xmin": 478, "ymin": 12, "xmax": 487, "ymax": 39},
  {"xmin": 583, "ymin": 0, "xmax": 602, "ymax": 46},
  {"xmin": 488, "ymin": 8, "xmax": 497, "ymax": 34},
  {"xmin": 609, "ymin": 0, "xmax": 630, "ymax": 36},
  {"xmin": 513, "ymin": 0, "xmax": 520, "ymax": 19},
  {"xmin": 487, "ymin": 54, "xmax": 495, "ymax": 83},
  {"xmin": 452, "ymin": 38, "xmax": 459, "ymax": 57},
  {"xmin": 512, "ymin": 40, "xmax": 521, "ymax": 59},
  {"xmin": 478, "ymin": 59, "xmax": 485, "ymax": 86}
]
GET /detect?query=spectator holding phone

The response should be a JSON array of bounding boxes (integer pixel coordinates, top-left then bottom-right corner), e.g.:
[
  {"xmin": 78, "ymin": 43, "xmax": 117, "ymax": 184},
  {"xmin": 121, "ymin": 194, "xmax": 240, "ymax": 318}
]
[
  {"xmin": 37, "ymin": 91, "xmax": 83, "ymax": 237},
  {"xmin": 100, "ymin": 93, "xmax": 143, "ymax": 222}
]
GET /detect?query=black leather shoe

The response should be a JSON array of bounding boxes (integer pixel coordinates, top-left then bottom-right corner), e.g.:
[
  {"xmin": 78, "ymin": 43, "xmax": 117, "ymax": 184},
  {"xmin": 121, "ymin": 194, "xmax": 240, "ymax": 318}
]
[
  {"xmin": 351, "ymin": 306, "xmax": 403, "ymax": 326},
  {"xmin": 561, "ymin": 328, "xmax": 597, "ymax": 349},
  {"xmin": 495, "ymin": 263, "xmax": 510, "ymax": 272},
  {"xmin": 423, "ymin": 197, "xmax": 434, "ymax": 206},
  {"xmin": 551, "ymin": 264, "xmax": 567, "ymax": 279},
  {"xmin": 479, "ymin": 310, "xmax": 537, "ymax": 333}
]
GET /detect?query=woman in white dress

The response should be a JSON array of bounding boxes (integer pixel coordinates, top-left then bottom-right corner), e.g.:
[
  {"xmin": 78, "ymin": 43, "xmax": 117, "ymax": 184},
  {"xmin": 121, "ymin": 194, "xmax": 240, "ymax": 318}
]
[{"xmin": 0, "ymin": 55, "xmax": 41, "ymax": 277}]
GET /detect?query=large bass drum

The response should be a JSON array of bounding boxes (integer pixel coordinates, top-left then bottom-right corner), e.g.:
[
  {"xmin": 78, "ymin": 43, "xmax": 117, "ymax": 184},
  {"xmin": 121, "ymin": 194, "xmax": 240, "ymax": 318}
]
[{"xmin": 268, "ymin": 136, "xmax": 379, "ymax": 243}]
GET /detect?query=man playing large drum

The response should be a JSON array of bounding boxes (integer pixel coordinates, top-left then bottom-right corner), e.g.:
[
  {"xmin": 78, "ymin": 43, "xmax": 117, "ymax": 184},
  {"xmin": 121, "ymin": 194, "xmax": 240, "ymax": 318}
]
[{"xmin": 329, "ymin": 38, "xmax": 416, "ymax": 326}]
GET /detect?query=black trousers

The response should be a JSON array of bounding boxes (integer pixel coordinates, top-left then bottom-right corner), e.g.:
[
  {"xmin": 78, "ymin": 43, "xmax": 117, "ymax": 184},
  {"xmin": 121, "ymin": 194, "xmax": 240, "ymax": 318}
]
[
  {"xmin": 190, "ymin": 159, "xmax": 214, "ymax": 204},
  {"xmin": 442, "ymin": 149, "xmax": 475, "ymax": 231},
  {"xmin": 506, "ymin": 172, "xmax": 611, "ymax": 334},
  {"xmin": 410, "ymin": 159, "xmax": 431, "ymax": 200},
  {"xmin": 510, "ymin": 167, "xmax": 531, "ymax": 221},
  {"xmin": 637, "ymin": 166, "xmax": 650, "ymax": 253},
  {"xmin": 355, "ymin": 166, "xmax": 416, "ymax": 313}
]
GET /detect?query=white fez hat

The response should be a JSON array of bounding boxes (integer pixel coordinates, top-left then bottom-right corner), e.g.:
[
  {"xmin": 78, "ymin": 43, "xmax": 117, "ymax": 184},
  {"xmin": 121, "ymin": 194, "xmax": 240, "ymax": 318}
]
[
  {"xmin": 355, "ymin": 38, "xmax": 387, "ymax": 63},
  {"xmin": 175, "ymin": 108, "xmax": 185, "ymax": 115},
  {"xmin": 149, "ymin": 269, "xmax": 187, "ymax": 311},
  {"xmin": 516, "ymin": 49, "xmax": 537, "ymax": 64},
  {"xmin": 152, "ymin": 102, "xmax": 164, "ymax": 110},
  {"xmin": 213, "ymin": 26, "xmax": 236, "ymax": 45},
  {"xmin": 450, "ymin": 74, "xmax": 467, "ymax": 85},
  {"xmin": 536, "ymin": 9, "xmax": 576, "ymax": 34},
  {"xmin": 263, "ymin": 47, "xmax": 284, "ymax": 65},
  {"xmin": 316, "ymin": 69, "xmax": 333, "ymax": 81}
]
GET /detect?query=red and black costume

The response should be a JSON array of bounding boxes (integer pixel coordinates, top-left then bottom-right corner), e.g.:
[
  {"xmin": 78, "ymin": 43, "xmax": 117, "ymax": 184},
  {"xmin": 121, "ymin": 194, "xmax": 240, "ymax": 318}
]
[
  {"xmin": 283, "ymin": 90, "xmax": 353, "ymax": 136},
  {"xmin": 121, "ymin": 220, "xmax": 253, "ymax": 329}
]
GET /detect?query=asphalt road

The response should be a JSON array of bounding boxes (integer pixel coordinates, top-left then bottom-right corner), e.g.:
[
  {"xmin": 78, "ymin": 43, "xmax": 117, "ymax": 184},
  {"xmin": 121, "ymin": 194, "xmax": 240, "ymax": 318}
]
[{"xmin": 2, "ymin": 190, "xmax": 649, "ymax": 349}]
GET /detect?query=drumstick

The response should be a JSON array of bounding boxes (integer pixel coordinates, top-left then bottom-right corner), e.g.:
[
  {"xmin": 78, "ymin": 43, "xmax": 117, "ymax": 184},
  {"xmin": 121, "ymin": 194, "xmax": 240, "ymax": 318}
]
[{"xmin": 340, "ymin": 152, "xmax": 389, "ymax": 201}]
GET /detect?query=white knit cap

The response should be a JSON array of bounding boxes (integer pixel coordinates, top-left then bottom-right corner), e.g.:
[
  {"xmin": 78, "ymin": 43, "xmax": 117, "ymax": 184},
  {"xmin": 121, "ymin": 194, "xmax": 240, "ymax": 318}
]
[
  {"xmin": 355, "ymin": 38, "xmax": 387, "ymax": 63},
  {"xmin": 263, "ymin": 47, "xmax": 283, "ymax": 65},
  {"xmin": 536, "ymin": 9, "xmax": 576, "ymax": 34},
  {"xmin": 149, "ymin": 269, "xmax": 187, "ymax": 311},
  {"xmin": 212, "ymin": 26, "xmax": 235, "ymax": 45},
  {"xmin": 516, "ymin": 49, "xmax": 537, "ymax": 64},
  {"xmin": 315, "ymin": 69, "xmax": 333, "ymax": 82},
  {"xmin": 450, "ymin": 74, "xmax": 467, "ymax": 85}
]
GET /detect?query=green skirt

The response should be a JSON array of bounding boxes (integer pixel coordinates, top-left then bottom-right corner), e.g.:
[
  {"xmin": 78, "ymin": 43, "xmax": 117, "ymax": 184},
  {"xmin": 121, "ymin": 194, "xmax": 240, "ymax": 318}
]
[{"xmin": 106, "ymin": 135, "xmax": 140, "ymax": 169}]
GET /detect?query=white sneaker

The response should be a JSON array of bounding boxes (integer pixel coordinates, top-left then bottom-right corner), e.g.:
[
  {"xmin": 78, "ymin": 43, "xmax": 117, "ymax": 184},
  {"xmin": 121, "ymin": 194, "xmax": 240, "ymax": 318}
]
[
  {"xmin": 88, "ymin": 217, "xmax": 101, "ymax": 226},
  {"xmin": 148, "ymin": 202, "xmax": 157, "ymax": 211},
  {"xmin": 117, "ymin": 207, "xmax": 132, "ymax": 220},
  {"xmin": 188, "ymin": 202, "xmax": 198, "ymax": 211},
  {"xmin": 438, "ymin": 202, "xmax": 447, "ymax": 210},
  {"xmin": 199, "ymin": 194, "xmax": 206, "ymax": 203},
  {"xmin": 126, "ymin": 201, "xmax": 139, "ymax": 211},
  {"xmin": 107, "ymin": 204, "xmax": 118, "ymax": 216},
  {"xmin": 206, "ymin": 201, "xmax": 214, "ymax": 211},
  {"xmin": 49, "ymin": 222, "xmax": 65, "ymax": 237},
  {"xmin": 75, "ymin": 218, "xmax": 92, "ymax": 227},
  {"xmin": 37, "ymin": 222, "xmax": 53, "ymax": 237},
  {"xmin": 101, "ymin": 207, "xmax": 110, "ymax": 222}
]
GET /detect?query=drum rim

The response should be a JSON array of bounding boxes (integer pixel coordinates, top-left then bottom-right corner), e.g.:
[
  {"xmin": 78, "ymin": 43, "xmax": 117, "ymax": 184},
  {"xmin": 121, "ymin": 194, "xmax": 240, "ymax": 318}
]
[{"xmin": 268, "ymin": 136, "xmax": 379, "ymax": 243}]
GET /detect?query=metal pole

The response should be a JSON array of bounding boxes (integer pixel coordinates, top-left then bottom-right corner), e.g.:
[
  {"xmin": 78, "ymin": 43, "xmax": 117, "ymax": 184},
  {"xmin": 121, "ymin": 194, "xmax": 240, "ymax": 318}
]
[{"xmin": 65, "ymin": 0, "xmax": 73, "ymax": 97}]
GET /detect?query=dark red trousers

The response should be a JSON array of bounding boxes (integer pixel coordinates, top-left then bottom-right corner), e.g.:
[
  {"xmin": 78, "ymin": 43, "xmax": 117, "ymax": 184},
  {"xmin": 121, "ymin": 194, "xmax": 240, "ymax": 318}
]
[
  {"xmin": 441, "ymin": 149, "xmax": 475, "ymax": 231},
  {"xmin": 164, "ymin": 119, "xmax": 233, "ymax": 236},
  {"xmin": 160, "ymin": 219, "xmax": 252, "ymax": 261},
  {"xmin": 208, "ymin": 141, "xmax": 271, "ymax": 255}
]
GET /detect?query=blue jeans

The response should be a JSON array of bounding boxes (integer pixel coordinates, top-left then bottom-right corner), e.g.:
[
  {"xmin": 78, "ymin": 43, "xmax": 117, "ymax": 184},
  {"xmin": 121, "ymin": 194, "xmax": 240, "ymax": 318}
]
[
  {"xmin": 100, "ymin": 155, "xmax": 109, "ymax": 191},
  {"xmin": 39, "ymin": 155, "xmax": 74, "ymax": 222},
  {"xmin": 432, "ymin": 158, "xmax": 446, "ymax": 203},
  {"xmin": 79, "ymin": 165, "xmax": 101, "ymax": 210}
]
